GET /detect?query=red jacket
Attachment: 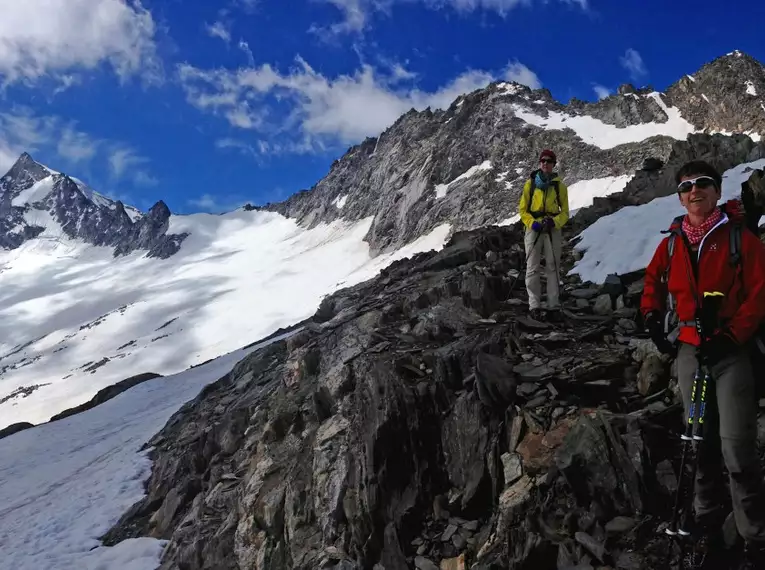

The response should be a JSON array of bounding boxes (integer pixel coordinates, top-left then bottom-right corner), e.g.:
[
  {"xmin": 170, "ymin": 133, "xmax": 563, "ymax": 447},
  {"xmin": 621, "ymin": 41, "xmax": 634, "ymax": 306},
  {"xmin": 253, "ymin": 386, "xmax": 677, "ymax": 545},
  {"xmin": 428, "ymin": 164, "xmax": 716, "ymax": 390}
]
[{"xmin": 641, "ymin": 200, "xmax": 765, "ymax": 346}]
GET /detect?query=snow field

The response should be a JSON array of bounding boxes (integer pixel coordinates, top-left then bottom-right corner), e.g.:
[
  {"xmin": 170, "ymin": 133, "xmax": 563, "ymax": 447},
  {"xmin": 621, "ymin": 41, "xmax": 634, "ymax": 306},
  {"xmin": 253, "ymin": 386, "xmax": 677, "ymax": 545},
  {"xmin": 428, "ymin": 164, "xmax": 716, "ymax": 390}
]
[
  {"xmin": 0, "ymin": 208, "xmax": 450, "ymax": 428},
  {"xmin": 569, "ymin": 159, "xmax": 765, "ymax": 284}
]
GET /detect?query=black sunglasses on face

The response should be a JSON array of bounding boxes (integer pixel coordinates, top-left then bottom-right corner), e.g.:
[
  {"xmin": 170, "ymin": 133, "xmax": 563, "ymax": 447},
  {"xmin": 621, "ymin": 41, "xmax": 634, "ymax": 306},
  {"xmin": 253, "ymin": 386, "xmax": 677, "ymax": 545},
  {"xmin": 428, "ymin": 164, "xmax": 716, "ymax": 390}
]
[
  {"xmin": 677, "ymin": 176, "xmax": 717, "ymax": 193},
  {"xmin": 540, "ymin": 158, "xmax": 556, "ymax": 164}
]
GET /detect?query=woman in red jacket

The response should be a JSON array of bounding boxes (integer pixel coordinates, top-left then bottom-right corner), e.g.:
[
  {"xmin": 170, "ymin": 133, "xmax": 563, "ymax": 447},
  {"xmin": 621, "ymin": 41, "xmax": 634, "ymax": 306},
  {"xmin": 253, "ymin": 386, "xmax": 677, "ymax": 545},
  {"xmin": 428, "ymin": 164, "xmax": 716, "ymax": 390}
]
[{"xmin": 641, "ymin": 160, "xmax": 765, "ymax": 569}]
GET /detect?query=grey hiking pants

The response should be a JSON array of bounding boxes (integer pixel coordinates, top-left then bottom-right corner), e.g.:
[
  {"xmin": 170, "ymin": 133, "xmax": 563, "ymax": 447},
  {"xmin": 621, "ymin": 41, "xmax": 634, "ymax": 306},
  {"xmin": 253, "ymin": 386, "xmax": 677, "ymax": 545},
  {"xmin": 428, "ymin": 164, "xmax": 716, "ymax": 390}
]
[
  {"xmin": 524, "ymin": 227, "xmax": 561, "ymax": 310},
  {"xmin": 676, "ymin": 342, "xmax": 765, "ymax": 542}
]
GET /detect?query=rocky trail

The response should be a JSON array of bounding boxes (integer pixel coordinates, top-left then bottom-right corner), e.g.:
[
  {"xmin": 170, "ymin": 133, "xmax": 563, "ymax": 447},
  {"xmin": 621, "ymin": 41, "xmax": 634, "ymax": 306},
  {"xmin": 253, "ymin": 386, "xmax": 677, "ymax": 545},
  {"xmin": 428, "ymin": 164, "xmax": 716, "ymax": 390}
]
[{"xmin": 97, "ymin": 215, "xmax": 764, "ymax": 570}]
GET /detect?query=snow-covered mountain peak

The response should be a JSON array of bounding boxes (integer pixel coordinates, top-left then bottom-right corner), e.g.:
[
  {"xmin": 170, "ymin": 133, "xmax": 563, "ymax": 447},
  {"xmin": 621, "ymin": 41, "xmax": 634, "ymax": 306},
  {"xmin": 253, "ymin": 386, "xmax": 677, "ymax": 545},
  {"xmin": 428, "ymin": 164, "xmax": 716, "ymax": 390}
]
[
  {"xmin": 2, "ymin": 153, "xmax": 142, "ymax": 219},
  {"xmin": 0, "ymin": 152, "xmax": 53, "ymax": 200},
  {"xmin": 0, "ymin": 153, "xmax": 186, "ymax": 259}
]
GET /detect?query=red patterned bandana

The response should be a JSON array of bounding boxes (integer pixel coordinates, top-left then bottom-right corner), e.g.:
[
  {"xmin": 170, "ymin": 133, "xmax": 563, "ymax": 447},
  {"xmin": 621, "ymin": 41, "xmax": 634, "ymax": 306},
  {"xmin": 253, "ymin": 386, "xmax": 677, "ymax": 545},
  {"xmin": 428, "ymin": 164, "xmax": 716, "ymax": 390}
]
[{"xmin": 682, "ymin": 207, "xmax": 723, "ymax": 245}]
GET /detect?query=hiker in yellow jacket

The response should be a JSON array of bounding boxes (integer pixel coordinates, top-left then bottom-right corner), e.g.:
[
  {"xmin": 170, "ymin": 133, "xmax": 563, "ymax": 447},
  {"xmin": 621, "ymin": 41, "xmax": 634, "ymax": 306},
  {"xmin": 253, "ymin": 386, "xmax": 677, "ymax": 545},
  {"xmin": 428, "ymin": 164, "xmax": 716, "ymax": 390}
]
[{"xmin": 518, "ymin": 149, "xmax": 570, "ymax": 320}]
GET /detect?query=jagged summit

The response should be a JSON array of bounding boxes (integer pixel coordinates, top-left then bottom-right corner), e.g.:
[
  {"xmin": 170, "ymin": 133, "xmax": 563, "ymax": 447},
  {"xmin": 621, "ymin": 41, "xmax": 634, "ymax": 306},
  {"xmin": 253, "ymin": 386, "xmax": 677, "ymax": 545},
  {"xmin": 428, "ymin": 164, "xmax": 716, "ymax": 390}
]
[
  {"xmin": 266, "ymin": 50, "xmax": 765, "ymax": 255},
  {"xmin": 665, "ymin": 50, "xmax": 765, "ymax": 135},
  {"xmin": 0, "ymin": 152, "xmax": 188, "ymax": 258},
  {"xmin": 0, "ymin": 152, "xmax": 53, "ymax": 199}
]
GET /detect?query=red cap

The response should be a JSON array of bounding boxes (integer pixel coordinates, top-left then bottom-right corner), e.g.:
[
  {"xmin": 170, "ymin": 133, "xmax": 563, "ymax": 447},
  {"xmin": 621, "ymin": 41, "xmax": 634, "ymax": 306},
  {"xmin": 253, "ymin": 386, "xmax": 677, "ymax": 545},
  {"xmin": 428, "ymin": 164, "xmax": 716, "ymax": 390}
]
[{"xmin": 539, "ymin": 149, "xmax": 557, "ymax": 162}]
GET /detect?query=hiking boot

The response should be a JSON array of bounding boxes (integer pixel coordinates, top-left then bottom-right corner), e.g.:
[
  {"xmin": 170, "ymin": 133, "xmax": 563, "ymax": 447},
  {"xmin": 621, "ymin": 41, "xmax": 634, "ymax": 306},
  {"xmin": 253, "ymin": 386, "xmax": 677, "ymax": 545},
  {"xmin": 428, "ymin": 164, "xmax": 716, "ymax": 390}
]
[
  {"xmin": 687, "ymin": 526, "xmax": 727, "ymax": 569},
  {"xmin": 739, "ymin": 541, "xmax": 765, "ymax": 569},
  {"xmin": 545, "ymin": 308, "xmax": 562, "ymax": 322},
  {"xmin": 529, "ymin": 308, "xmax": 544, "ymax": 321}
]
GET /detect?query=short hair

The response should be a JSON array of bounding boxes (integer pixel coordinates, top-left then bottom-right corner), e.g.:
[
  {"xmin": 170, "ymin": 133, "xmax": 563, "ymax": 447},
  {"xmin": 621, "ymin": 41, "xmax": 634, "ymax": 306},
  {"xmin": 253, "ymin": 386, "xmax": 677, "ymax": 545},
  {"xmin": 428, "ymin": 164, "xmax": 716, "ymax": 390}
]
[{"xmin": 674, "ymin": 160, "xmax": 722, "ymax": 189}]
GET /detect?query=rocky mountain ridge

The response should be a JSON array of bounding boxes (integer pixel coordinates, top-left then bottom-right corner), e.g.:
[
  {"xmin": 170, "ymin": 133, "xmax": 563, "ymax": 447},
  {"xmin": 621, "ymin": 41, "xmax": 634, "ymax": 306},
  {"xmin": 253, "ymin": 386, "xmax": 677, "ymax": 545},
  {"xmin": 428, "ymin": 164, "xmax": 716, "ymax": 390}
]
[
  {"xmin": 0, "ymin": 153, "xmax": 188, "ymax": 258},
  {"xmin": 101, "ymin": 165, "xmax": 765, "ymax": 569},
  {"xmin": 1, "ymin": 51, "xmax": 763, "ymax": 261},
  {"xmin": 3, "ymin": 50, "xmax": 765, "ymax": 570},
  {"xmin": 264, "ymin": 51, "xmax": 765, "ymax": 254}
]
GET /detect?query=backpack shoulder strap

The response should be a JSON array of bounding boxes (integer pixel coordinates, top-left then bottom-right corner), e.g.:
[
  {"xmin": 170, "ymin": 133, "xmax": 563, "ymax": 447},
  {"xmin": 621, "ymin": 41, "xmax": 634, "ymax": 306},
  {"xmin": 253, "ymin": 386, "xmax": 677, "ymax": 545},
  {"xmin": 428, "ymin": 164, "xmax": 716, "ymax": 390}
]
[
  {"xmin": 524, "ymin": 173, "xmax": 535, "ymax": 201},
  {"xmin": 730, "ymin": 220, "xmax": 742, "ymax": 267},
  {"xmin": 552, "ymin": 180, "xmax": 561, "ymax": 209},
  {"xmin": 662, "ymin": 216, "xmax": 685, "ymax": 312}
]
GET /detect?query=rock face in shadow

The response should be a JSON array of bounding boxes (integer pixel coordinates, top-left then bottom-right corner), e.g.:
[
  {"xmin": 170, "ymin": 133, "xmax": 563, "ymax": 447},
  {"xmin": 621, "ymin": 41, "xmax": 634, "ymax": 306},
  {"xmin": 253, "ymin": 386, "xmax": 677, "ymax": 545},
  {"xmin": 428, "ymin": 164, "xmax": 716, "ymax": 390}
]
[{"xmin": 103, "ymin": 224, "xmax": 699, "ymax": 570}]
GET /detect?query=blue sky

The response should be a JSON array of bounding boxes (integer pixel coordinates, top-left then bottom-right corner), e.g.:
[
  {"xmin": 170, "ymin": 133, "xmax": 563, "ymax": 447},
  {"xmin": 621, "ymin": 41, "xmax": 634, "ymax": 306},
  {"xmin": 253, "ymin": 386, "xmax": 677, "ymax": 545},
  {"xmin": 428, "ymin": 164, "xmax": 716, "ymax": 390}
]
[{"xmin": 1, "ymin": 0, "xmax": 764, "ymax": 214}]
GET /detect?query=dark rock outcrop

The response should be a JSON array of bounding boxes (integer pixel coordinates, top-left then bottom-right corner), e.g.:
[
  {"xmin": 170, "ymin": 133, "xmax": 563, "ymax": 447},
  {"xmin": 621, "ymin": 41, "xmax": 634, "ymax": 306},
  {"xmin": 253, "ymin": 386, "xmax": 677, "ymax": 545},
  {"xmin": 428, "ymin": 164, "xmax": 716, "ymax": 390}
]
[
  {"xmin": 102, "ymin": 223, "xmax": 706, "ymax": 569},
  {"xmin": 0, "ymin": 421, "xmax": 34, "ymax": 440},
  {"xmin": 49, "ymin": 372, "xmax": 162, "ymax": 422}
]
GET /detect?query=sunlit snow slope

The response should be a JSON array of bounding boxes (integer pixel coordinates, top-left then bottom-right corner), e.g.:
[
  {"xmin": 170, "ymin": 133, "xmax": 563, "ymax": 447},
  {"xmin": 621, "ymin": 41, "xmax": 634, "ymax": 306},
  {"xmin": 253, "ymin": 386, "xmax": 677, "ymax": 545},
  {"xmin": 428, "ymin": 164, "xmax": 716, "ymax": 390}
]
[
  {"xmin": 512, "ymin": 92, "xmax": 697, "ymax": 148},
  {"xmin": 0, "ymin": 334, "xmax": 291, "ymax": 570},
  {"xmin": 569, "ymin": 159, "xmax": 765, "ymax": 283},
  {"xmin": 0, "ymin": 207, "xmax": 450, "ymax": 429}
]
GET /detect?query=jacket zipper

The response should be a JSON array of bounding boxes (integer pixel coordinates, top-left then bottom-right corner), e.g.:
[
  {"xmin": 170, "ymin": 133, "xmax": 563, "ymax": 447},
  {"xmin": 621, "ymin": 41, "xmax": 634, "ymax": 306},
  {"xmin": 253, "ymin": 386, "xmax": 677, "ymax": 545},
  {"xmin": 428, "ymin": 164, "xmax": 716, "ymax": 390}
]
[{"xmin": 690, "ymin": 215, "xmax": 729, "ymax": 304}]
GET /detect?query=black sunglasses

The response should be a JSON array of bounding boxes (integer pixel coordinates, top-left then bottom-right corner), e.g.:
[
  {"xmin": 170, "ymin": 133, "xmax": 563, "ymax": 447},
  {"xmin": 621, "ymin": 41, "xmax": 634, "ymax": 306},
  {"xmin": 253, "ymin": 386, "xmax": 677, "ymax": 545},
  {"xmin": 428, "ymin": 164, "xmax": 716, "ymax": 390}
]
[
  {"xmin": 540, "ymin": 158, "xmax": 556, "ymax": 164},
  {"xmin": 677, "ymin": 176, "xmax": 717, "ymax": 193}
]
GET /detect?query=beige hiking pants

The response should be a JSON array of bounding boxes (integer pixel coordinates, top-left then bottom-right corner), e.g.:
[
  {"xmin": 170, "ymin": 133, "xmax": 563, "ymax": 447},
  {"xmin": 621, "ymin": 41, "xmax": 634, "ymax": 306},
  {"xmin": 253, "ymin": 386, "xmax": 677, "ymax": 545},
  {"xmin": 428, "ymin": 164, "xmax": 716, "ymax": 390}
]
[{"xmin": 524, "ymin": 227, "xmax": 562, "ymax": 310}]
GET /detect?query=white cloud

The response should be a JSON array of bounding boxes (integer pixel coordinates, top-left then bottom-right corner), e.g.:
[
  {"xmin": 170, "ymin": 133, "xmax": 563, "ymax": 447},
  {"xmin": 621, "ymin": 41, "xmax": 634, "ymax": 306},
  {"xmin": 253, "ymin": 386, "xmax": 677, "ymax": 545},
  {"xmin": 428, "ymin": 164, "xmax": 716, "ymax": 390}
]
[
  {"xmin": 313, "ymin": 0, "xmax": 587, "ymax": 35},
  {"xmin": 0, "ymin": 0, "xmax": 159, "ymax": 84},
  {"xmin": 390, "ymin": 63, "xmax": 417, "ymax": 82},
  {"xmin": 52, "ymin": 75, "xmax": 82, "ymax": 96},
  {"xmin": 0, "ymin": 109, "xmax": 99, "ymax": 170},
  {"xmin": 216, "ymin": 138, "xmax": 257, "ymax": 157},
  {"xmin": 620, "ymin": 48, "xmax": 647, "ymax": 81},
  {"xmin": 206, "ymin": 21, "xmax": 232, "ymax": 44},
  {"xmin": 0, "ymin": 108, "xmax": 155, "ymax": 192},
  {"xmin": 0, "ymin": 140, "xmax": 24, "ymax": 175},
  {"xmin": 108, "ymin": 146, "xmax": 156, "ymax": 186},
  {"xmin": 236, "ymin": 0, "xmax": 260, "ymax": 12},
  {"xmin": 239, "ymin": 41, "xmax": 255, "ymax": 66},
  {"xmin": 188, "ymin": 193, "xmax": 249, "ymax": 213},
  {"xmin": 133, "ymin": 171, "xmax": 159, "ymax": 187},
  {"xmin": 57, "ymin": 127, "xmax": 99, "ymax": 163},
  {"xmin": 317, "ymin": 0, "xmax": 368, "ymax": 34},
  {"xmin": 0, "ymin": 111, "xmax": 58, "ymax": 151},
  {"xmin": 503, "ymin": 61, "xmax": 541, "ymax": 89},
  {"xmin": 109, "ymin": 148, "xmax": 143, "ymax": 178},
  {"xmin": 593, "ymin": 84, "xmax": 611, "ymax": 100},
  {"xmin": 179, "ymin": 56, "xmax": 540, "ymax": 151}
]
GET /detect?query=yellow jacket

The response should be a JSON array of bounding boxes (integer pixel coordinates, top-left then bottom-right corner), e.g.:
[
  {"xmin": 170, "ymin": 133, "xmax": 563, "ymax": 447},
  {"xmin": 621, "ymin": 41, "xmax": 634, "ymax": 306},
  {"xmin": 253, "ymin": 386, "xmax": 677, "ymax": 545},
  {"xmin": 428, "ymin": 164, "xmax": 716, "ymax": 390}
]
[{"xmin": 518, "ymin": 173, "xmax": 569, "ymax": 230}]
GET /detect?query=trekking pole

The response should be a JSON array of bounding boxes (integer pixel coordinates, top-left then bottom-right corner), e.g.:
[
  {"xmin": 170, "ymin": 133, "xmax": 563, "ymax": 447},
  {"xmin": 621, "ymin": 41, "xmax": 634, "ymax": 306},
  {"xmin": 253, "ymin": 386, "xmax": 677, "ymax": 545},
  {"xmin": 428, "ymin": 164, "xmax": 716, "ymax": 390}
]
[
  {"xmin": 546, "ymin": 226, "xmax": 562, "ymax": 302},
  {"xmin": 663, "ymin": 291, "xmax": 722, "ymax": 567}
]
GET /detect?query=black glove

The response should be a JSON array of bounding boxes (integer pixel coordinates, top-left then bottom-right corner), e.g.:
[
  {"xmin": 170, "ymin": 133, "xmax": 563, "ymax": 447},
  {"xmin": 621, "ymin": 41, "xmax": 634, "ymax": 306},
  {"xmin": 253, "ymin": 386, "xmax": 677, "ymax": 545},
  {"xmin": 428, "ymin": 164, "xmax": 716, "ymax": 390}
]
[
  {"xmin": 700, "ymin": 331, "xmax": 738, "ymax": 366},
  {"xmin": 645, "ymin": 311, "xmax": 675, "ymax": 355},
  {"xmin": 543, "ymin": 217, "xmax": 555, "ymax": 231}
]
